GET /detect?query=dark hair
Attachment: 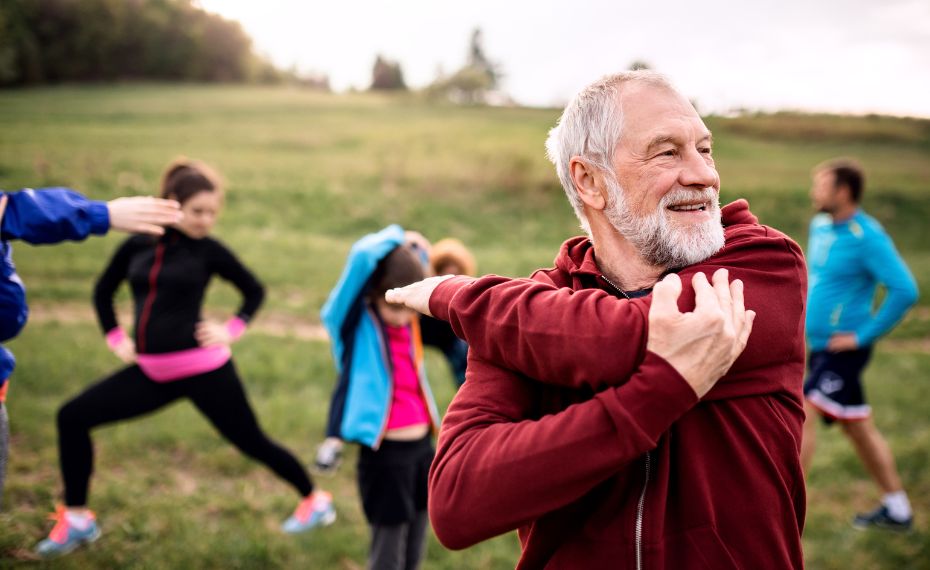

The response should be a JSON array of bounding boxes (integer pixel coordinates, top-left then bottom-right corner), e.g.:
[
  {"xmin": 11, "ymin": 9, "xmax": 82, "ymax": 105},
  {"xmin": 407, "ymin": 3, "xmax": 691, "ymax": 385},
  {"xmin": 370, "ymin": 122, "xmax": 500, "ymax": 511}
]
[
  {"xmin": 160, "ymin": 158, "xmax": 223, "ymax": 204},
  {"xmin": 817, "ymin": 158, "xmax": 864, "ymax": 203},
  {"xmin": 369, "ymin": 245, "xmax": 425, "ymax": 299}
]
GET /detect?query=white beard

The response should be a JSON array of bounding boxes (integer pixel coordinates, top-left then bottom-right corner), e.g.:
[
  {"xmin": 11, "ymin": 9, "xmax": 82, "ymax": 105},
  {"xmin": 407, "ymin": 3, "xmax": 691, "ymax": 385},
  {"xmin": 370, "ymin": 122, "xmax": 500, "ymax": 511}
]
[{"xmin": 603, "ymin": 176, "xmax": 725, "ymax": 268}]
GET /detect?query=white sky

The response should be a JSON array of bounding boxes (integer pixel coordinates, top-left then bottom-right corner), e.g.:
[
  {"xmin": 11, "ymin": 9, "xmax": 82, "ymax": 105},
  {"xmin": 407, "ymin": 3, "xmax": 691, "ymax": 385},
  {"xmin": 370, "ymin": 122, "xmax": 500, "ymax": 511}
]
[{"xmin": 199, "ymin": 0, "xmax": 930, "ymax": 117}]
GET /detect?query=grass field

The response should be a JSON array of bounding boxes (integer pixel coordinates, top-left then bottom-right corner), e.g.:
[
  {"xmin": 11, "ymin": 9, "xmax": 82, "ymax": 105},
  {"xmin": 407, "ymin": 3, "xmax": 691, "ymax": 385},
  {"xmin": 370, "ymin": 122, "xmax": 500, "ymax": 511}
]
[{"xmin": 0, "ymin": 84, "xmax": 929, "ymax": 569}]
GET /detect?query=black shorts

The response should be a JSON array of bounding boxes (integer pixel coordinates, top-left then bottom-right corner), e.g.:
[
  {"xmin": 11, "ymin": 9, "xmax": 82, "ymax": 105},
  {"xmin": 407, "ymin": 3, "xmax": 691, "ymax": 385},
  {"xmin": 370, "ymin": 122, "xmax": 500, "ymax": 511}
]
[
  {"xmin": 803, "ymin": 348, "xmax": 873, "ymax": 425},
  {"xmin": 357, "ymin": 435, "xmax": 434, "ymax": 526}
]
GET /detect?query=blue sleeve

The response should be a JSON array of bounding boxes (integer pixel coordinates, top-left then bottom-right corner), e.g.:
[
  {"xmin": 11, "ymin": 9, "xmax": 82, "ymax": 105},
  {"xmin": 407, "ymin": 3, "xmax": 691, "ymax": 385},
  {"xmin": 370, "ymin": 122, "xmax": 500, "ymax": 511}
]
[
  {"xmin": 855, "ymin": 229, "xmax": 919, "ymax": 345},
  {"xmin": 0, "ymin": 345, "xmax": 14, "ymax": 382},
  {"xmin": 1, "ymin": 188, "xmax": 110, "ymax": 244},
  {"xmin": 320, "ymin": 224, "xmax": 405, "ymax": 370}
]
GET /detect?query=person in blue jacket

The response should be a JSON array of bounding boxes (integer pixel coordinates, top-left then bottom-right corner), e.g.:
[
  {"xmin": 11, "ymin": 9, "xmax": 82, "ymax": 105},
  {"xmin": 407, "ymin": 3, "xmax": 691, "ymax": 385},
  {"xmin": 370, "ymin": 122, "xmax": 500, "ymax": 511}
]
[
  {"xmin": 800, "ymin": 158, "xmax": 920, "ymax": 531},
  {"xmin": 317, "ymin": 225, "xmax": 441, "ymax": 570},
  {"xmin": 0, "ymin": 187, "xmax": 181, "ymax": 508}
]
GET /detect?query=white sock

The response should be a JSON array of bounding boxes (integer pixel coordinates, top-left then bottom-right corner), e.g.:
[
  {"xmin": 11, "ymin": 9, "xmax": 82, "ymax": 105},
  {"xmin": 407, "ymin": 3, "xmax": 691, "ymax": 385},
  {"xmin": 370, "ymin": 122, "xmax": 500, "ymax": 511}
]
[
  {"xmin": 65, "ymin": 509, "xmax": 94, "ymax": 531},
  {"xmin": 882, "ymin": 491, "xmax": 912, "ymax": 521}
]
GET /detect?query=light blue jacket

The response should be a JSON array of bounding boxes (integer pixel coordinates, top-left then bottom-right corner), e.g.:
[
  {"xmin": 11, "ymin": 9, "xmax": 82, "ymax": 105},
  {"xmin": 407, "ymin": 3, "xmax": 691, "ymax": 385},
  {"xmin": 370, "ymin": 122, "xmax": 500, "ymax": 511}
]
[
  {"xmin": 806, "ymin": 209, "xmax": 919, "ymax": 351},
  {"xmin": 321, "ymin": 225, "xmax": 440, "ymax": 449}
]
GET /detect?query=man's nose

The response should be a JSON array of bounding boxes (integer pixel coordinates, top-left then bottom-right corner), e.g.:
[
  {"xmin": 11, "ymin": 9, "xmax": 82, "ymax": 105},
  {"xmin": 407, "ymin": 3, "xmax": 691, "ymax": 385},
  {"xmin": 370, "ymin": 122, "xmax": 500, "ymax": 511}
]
[{"xmin": 679, "ymin": 149, "xmax": 718, "ymax": 189}]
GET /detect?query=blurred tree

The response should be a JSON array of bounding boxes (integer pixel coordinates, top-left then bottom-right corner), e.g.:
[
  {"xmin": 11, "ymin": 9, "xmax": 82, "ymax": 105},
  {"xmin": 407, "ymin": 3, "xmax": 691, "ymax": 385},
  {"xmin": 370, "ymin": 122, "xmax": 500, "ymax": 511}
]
[
  {"xmin": 370, "ymin": 54, "xmax": 406, "ymax": 90},
  {"xmin": 427, "ymin": 27, "xmax": 503, "ymax": 104},
  {"xmin": 0, "ymin": 0, "xmax": 288, "ymax": 86},
  {"xmin": 629, "ymin": 60, "xmax": 652, "ymax": 71}
]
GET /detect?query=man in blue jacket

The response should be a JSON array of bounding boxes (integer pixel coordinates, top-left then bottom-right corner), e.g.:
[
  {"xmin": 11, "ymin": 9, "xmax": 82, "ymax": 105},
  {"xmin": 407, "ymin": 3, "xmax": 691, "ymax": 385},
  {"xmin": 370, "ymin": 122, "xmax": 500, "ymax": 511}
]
[
  {"xmin": 0, "ymin": 187, "xmax": 180, "ymax": 507},
  {"xmin": 801, "ymin": 159, "xmax": 919, "ymax": 531}
]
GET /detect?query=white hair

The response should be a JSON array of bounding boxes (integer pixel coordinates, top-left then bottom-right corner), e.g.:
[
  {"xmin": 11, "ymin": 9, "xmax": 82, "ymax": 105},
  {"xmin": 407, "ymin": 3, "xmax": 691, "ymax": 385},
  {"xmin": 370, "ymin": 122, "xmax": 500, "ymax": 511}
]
[{"xmin": 545, "ymin": 70, "xmax": 678, "ymax": 235}]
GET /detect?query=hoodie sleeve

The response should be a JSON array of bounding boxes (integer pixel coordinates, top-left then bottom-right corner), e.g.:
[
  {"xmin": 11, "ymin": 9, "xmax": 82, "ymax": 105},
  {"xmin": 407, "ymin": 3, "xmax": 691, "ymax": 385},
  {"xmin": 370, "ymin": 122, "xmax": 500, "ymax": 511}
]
[
  {"xmin": 429, "ymin": 350, "xmax": 697, "ymax": 549},
  {"xmin": 429, "ymin": 228, "xmax": 806, "ymax": 391},
  {"xmin": 854, "ymin": 227, "xmax": 919, "ymax": 346},
  {"xmin": 209, "ymin": 239, "xmax": 265, "ymax": 323},
  {"xmin": 93, "ymin": 237, "xmax": 137, "ymax": 335},
  {"xmin": 320, "ymin": 224, "xmax": 405, "ymax": 370},
  {"xmin": 1, "ymin": 188, "xmax": 110, "ymax": 244}
]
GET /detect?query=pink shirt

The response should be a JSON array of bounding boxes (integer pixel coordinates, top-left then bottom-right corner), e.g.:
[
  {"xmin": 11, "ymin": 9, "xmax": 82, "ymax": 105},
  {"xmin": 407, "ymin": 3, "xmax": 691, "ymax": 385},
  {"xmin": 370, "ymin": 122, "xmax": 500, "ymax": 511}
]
[{"xmin": 385, "ymin": 324, "xmax": 430, "ymax": 430}]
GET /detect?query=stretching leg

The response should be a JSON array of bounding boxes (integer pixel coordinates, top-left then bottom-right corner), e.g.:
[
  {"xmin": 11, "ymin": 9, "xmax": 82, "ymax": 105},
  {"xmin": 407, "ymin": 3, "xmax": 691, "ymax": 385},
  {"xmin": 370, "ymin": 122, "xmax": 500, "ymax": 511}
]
[
  {"xmin": 57, "ymin": 366, "xmax": 183, "ymax": 506},
  {"xmin": 187, "ymin": 361, "xmax": 313, "ymax": 496},
  {"xmin": 841, "ymin": 417, "xmax": 903, "ymax": 494}
]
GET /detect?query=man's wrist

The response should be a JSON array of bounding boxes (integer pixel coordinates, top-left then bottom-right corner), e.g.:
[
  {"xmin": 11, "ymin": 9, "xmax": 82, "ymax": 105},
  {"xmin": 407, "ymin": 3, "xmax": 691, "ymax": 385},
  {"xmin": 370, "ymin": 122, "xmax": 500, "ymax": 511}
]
[{"xmin": 428, "ymin": 275, "xmax": 474, "ymax": 321}]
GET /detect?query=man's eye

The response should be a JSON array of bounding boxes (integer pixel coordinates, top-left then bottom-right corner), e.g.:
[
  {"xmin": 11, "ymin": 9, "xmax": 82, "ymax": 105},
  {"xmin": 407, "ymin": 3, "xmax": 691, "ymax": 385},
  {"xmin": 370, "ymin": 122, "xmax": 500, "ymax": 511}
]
[
  {"xmin": 659, "ymin": 149, "xmax": 677, "ymax": 157},
  {"xmin": 699, "ymin": 147, "xmax": 713, "ymax": 154}
]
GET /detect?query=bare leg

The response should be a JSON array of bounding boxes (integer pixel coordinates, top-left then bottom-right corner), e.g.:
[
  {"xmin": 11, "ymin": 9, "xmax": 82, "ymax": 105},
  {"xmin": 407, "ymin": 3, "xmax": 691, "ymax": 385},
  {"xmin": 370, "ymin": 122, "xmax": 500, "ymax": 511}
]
[
  {"xmin": 840, "ymin": 417, "xmax": 903, "ymax": 494},
  {"xmin": 800, "ymin": 400, "xmax": 819, "ymax": 476}
]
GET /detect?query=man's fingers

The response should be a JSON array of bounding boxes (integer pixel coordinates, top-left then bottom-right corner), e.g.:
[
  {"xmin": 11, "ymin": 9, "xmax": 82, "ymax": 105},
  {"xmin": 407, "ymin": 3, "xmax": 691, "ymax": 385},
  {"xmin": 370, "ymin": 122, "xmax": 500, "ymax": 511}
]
[
  {"xmin": 730, "ymin": 278, "xmax": 745, "ymax": 324},
  {"xmin": 135, "ymin": 223, "xmax": 166, "ymax": 236},
  {"xmin": 0, "ymin": 194, "xmax": 8, "ymax": 223},
  {"xmin": 650, "ymin": 273, "xmax": 682, "ymax": 316},
  {"xmin": 691, "ymin": 272, "xmax": 717, "ymax": 314},
  {"xmin": 737, "ymin": 310, "xmax": 756, "ymax": 352},
  {"xmin": 711, "ymin": 268, "xmax": 732, "ymax": 316}
]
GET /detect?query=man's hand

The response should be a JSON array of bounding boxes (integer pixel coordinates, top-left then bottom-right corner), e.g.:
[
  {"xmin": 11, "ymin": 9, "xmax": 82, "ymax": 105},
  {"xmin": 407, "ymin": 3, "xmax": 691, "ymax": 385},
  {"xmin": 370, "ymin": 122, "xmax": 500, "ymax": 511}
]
[
  {"xmin": 0, "ymin": 194, "xmax": 8, "ymax": 225},
  {"xmin": 107, "ymin": 196, "xmax": 182, "ymax": 236},
  {"xmin": 195, "ymin": 320, "xmax": 233, "ymax": 347},
  {"xmin": 111, "ymin": 336, "xmax": 137, "ymax": 364},
  {"xmin": 827, "ymin": 332, "xmax": 858, "ymax": 353},
  {"xmin": 647, "ymin": 269, "xmax": 756, "ymax": 398},
  {"xmin": 385, "ymin": 274, "xmax": 456, "ymax": 317}
]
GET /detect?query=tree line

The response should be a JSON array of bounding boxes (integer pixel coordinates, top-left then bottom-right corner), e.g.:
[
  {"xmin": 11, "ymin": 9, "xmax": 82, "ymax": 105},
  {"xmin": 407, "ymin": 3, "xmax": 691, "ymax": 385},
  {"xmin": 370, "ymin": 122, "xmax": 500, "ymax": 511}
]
[{"xmin": 0, "ymin": 0, "xmax": 288, "ymax": 86}]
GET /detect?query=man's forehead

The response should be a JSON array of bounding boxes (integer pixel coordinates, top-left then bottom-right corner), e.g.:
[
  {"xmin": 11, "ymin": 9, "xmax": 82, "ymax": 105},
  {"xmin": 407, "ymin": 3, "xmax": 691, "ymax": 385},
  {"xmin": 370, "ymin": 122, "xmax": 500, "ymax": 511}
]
[{"xmin": 617, "ymin": 86, "xmax": 708, "ymax": 143}]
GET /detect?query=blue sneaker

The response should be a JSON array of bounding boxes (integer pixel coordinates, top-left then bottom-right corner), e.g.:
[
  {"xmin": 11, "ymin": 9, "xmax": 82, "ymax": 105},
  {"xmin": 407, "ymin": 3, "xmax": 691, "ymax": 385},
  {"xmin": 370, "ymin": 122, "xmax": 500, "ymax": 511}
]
[
  {"xmin": 282, "ymin": 491, "xmax": 336, "ymax": 533},
  {"xmin": 852, "ymin": 505, "xmax": 913, "ymax": 532},
  {"xmin": 35, "ymin": 506, "xmax": 101, "ymax": 557}
]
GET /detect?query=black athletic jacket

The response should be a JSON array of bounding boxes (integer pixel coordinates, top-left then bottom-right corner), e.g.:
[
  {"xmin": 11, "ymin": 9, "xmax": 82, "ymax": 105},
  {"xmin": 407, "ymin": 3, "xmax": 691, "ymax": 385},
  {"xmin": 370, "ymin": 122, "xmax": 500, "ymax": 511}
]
[{"xmin": 93, "ymin": 228, "xmax": 264, "ymax": 354}]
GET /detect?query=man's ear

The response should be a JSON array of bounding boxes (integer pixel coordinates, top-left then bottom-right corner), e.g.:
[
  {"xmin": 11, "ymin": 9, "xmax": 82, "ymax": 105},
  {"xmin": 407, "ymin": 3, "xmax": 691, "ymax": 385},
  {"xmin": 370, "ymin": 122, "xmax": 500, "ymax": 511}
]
[
  {"xmin": 569, "ymin": 157, "xmax": 609, "ymax": 211},
  {"xmin": 833, "ymin": 183, "xmax": 852, "ymax": 205}
]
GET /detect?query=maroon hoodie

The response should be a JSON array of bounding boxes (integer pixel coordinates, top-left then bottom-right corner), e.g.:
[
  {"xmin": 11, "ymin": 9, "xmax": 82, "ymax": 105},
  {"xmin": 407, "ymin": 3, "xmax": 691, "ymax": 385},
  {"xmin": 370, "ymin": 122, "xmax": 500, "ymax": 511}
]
[{"xmin": 427, "ymin": 200, "xmax": 807, "ymax": 569}]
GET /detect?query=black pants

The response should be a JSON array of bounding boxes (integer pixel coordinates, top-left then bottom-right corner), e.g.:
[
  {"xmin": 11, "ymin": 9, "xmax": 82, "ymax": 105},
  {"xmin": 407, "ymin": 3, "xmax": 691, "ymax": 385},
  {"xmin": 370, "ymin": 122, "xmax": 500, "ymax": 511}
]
[
  {"xmin": 57, "ymin": 360, "xmax": 313, "ymax": 506},
  {"xmin": 358, "ymin": 436, "xmax": 434, "ymax": 570}
]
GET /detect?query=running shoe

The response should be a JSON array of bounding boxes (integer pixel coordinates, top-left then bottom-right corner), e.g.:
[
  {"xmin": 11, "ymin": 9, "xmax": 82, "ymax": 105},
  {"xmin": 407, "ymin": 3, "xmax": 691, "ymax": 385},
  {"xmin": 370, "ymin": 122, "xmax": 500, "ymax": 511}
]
[
  {"xmin": 852, "ymin": 505, "xmax": 913, "ymax": 532},
  {"xmin": 281, "ymin": 491, "xmax": 336, "ymax": 533},
  {"xmin": 35, "ymin": 506, "xmax": 101, "ymax": 557},
  {"xmin": 314, "ymin": 439, "xmax": 343, "ymax": 474}
]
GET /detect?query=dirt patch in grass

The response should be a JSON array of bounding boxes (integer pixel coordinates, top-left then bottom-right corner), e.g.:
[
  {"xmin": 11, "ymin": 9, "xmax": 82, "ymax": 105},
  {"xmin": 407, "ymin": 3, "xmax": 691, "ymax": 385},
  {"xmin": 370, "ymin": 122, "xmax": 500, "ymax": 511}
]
[{"xmin": 26, "ymin": 302, "xmax": 329, "ymax": 342}]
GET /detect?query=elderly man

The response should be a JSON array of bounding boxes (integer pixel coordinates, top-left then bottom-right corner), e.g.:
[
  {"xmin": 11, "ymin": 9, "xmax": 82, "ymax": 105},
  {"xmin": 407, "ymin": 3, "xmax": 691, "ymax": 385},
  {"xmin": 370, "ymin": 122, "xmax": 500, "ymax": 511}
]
[{"xmin": 388, "ymin": 71, "xmax": 807, "ymax": 569}]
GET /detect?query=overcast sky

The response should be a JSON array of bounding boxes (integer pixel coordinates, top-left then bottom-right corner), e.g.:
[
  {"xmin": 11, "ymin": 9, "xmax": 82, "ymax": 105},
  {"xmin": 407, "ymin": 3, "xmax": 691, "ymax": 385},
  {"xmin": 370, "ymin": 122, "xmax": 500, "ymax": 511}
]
[{"xmin": 199, "ymin": 0, "xmax": 930, "ymax": 117}]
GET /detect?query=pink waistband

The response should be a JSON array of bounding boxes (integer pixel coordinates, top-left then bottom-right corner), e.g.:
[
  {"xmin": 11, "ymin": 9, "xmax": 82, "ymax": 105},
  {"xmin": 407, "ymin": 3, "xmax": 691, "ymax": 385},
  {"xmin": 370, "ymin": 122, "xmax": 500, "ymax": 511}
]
[{"xmin": 137, "ymin": 345, "xmax": 231, "ymax": 382}]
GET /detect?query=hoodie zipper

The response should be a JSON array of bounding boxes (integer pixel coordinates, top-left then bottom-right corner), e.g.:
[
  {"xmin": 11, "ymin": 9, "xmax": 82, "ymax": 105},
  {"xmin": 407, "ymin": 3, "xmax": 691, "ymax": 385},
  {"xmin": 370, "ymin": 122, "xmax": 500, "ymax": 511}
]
[
  {"xmin": 599, "ymin": 274, "xmax": 631, "ymax": 299},
  {"xmin": 137, "ymin": 242, "xmax": 166, "ymax": 353},
  {"xmin": 635, "ymin": 451, "xmax": 651, "ymax": 570}
]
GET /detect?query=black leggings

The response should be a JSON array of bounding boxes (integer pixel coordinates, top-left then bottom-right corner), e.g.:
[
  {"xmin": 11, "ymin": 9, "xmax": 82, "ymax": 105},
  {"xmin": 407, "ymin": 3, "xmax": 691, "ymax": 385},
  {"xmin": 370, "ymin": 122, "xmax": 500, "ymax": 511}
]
[{"xmin": 57, "ymin": 360, "xmax": 313, "ymax": 506}]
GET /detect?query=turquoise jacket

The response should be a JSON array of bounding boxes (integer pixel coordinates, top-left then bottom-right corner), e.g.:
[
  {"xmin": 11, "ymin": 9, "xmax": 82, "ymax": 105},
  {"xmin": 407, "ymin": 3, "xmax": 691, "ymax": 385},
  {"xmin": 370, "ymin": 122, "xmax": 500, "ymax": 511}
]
[
  {"xmin": 321, "ymin": 225, "xmax": 440, "ymax": 449},
  {"xmin": 806, "ymin": 209, "xmax": 919, "ymax": 351}
]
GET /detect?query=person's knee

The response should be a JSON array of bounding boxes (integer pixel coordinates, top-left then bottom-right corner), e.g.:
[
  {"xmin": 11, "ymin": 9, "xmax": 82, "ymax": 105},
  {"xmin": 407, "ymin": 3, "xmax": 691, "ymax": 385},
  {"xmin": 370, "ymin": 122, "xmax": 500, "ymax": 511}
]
[
  {"xmin": 57, "ymin": 399, "xmax": 88, "ymax": 430},
  {"xmin": 840, "ymin": 418, "xmax": 873, "ymax": 440}
]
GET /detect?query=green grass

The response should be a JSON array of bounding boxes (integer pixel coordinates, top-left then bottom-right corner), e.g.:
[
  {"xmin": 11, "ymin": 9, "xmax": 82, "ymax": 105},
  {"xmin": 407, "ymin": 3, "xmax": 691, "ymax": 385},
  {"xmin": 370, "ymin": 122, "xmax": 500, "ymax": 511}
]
[{"xmin": 0, "ymin": 84, "xmax": 928, "ymax": 568}]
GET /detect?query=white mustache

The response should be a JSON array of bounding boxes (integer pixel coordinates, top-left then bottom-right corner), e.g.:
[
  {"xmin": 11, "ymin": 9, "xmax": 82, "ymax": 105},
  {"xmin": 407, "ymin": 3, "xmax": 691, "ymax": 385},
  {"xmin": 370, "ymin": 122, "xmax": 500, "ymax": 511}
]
[{"xmin": 660, "ymin": 188, "xmax": 719, "ymax": 209}]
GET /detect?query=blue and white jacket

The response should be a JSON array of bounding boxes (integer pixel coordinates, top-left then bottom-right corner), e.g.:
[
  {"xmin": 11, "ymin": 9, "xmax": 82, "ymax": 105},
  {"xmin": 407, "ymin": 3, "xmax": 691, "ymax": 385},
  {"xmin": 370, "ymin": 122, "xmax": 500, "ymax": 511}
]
[
  {"xmin": 806, "ymin": 209, "xmax": 919, "ymax": 351},
  {"xmin": 320, "ymin": 225, "xmax": 440, "ymax": 449},
  {"xmin": 0, "ymin": 188, "xmax": 110, "ymax": 383}
]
